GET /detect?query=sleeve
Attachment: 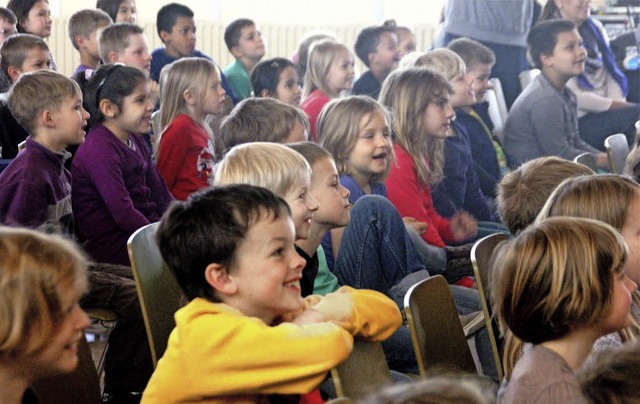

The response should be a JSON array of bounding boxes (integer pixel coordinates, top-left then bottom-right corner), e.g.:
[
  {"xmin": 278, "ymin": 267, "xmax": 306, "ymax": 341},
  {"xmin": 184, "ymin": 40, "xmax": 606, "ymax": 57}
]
[
  {"xmin": 156, "ymin": 120, "xmax": 189, "ymax": 192},
  {"xmin": 143, "ymin": 149, "xmax": 174, "ymax": 215},
  {"xmin": 436, "ymin": 139, "xmax": 466, "ymax": 215},
  {"xmin": 1, "ymin": 178, "xmax": 49, "ymax": 227},
  {"xmin": 566, "ymin": 77, "xmax": 615, "ymax": 113},
  {"xmin": 462, "ymin": 161, "xmax": 491, "ymax": 221}
]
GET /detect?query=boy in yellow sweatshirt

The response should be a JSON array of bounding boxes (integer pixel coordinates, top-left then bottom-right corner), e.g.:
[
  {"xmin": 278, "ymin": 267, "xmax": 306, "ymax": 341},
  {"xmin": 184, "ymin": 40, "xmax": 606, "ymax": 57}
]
[{"xmin": 142, "ymin": 184, "xmax": 401, "ymax": 403}]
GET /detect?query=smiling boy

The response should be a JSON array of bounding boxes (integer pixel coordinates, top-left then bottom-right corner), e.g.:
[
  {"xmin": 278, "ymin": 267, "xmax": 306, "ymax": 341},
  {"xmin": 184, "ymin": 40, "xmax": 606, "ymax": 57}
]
[
  {"xmin": 503, "ymin": 19, "xmax": 608, "ymax": 167},
  {"xmin": 353, "ymin": 24, "xmax": 400, "ymax": 99}
]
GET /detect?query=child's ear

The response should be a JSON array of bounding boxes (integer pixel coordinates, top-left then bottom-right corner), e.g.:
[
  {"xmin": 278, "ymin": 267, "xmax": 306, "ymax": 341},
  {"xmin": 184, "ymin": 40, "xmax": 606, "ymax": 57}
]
[
  {"xmin": 108, "ymin": 52, "xmax": 120, "ymax": 64},
  {"xmin": 7, "ymin": 66, "xmax": 21, "ymax": 83},
  {"xmin": 99, "ymin": 99, "xmax": 119, "ymax": 119},
  {"xmin": 159, "ymin": 30, "xmax": 172, "ymax": 44},
  {"xmin": 230, "ymin": 46, "xmax": 243, "ymax": 59},
  {"xmin": 540, "ymin": 52, "xmax": 553, "ymax": 68},
  {"xmin": 260, "ymin": 88, "xmax": 271, "ymax": 98},
  {"xmin": 41, "ymin": 108, "xmax": 56, "ymax": 128},
  {"xmin": 75, "ymin": 35, "xmax": 86, "ymax": 50},
  {"xmin": 183, "ymin": 88, "xmax": 197, "ymax": 106},
  {"xmin": 204, "ymin": 263, "xmax": 238, "ymax": 295},
  {"xmin": 367, "ymin": 51, "xmax": 377, "ymax": 67}
]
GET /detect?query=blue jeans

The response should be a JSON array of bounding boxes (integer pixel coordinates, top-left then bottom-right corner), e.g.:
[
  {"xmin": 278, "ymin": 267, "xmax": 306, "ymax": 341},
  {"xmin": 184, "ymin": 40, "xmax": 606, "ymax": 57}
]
[{"xmin": 578, "ymin": 105, "xmax": 640, "ymax": 150}]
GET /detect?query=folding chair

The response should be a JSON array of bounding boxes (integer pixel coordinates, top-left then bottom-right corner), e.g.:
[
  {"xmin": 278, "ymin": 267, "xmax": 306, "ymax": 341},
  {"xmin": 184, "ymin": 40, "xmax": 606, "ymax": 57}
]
[
  {"xmin": 518, "ymin": 68, "xmax": 540, "ymax": 90},
  {"xmin": 573, "ymin": 152, "xmax": 598, "ymax": 172},
  {"xmin": 331, "ymin": 340, "xmax": 392, "ymax": 399},
  {"xmin": 604, "ymin": 133, "xmax": 630, "ymax": 174}
]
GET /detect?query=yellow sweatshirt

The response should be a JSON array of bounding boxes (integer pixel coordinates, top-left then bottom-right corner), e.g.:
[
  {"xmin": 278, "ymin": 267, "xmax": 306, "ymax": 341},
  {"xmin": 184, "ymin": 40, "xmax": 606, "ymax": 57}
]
[{"xmin": 141, "ymin": 286, "xmax": 401, "ymax": 403}]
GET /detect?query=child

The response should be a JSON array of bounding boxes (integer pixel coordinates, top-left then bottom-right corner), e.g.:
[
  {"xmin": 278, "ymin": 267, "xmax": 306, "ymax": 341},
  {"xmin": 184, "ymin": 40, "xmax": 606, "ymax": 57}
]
[
  {"xmin": 401, "ymin": 49, "xmax": 493, "ymax": 224},
  {"xmin": 352, "ymin": 24, "xmax": 400, "ymax": 99},
  {"xmin": 492, "ymin": 217, "xmax": 636, "ymax": 401},
  {"xmin": 68, "ymin": 9, "xmax": 112, "ymax": 76},
  {"xmin": 0, "ymin": 34, "xmax": 51, "ymax": 159},
  {"xmin": 496, "ymin": 156, "xmax": 594, "ymax": 235},
  {"xmin": 448, "ymin": 37, "xmax": 508, "ymax": 201},
  {"xmin": 156, "ymin": 57, "xmax": 226, "ymax": 200},
  {"xmin": 393, "ymin": 23, "xmax": 416, "ymax": 59},
  {"xmin": 503, "ymin": 19, "xmax": 607, "ymax": 167},
  {"xmin": 220, "ymin": 97, "xmax": 309, "ymax": 152},
  {"xmin": 142, "ymin": 184, "xmax": 401, "ymax": 403},
  {"xmin": 0, "ymin": 227, "xmax": 89, "ymax": 404},
  {"xmin": 0, "ymin": 7, "xmax": 17, "ymax": 93},
  {"xmin": 223, "ymin": 18, "xmax": 266, "ymax": 101},
  {"xmin": 293, "ymin": 32, "xmax": 335, "ymax": 87},
  {"xmin": 72, "ymin": 64, "xmax": 173, "ymax": 267},
  {"xmin": 251, "ymin": 57, "xmax": 302, "ymax": 106},
  {"xmin": 379, "ymin": 67, "xmax": 478, "ymax": 284},
  {"xmin": 7, "ymin": 0, "xmax": 55, "ymax": 70},
  {"xmin": 96, "ymin": 0, "xmax": 137, "ymax": 23},
  {"xmin": 300, "ymin": 39, "xmax": 354, "ymax": 141}
]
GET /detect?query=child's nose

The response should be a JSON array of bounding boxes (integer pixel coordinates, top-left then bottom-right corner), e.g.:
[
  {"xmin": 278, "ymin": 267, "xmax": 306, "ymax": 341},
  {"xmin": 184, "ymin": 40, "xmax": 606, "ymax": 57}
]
[
  {"xmin": 308, "ymin": 194, "xmax": 320, "ymax": 212},
  {"xmin": 626, "ymin": 275, "xmax": 638, "ymax": 293}
]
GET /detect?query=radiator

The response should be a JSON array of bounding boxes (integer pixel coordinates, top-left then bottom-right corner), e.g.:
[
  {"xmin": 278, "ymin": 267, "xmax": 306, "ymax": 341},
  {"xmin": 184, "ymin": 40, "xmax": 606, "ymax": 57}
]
[{"xmin": 49, "ymin": 17, "xmax": 434, "ymax": 77}]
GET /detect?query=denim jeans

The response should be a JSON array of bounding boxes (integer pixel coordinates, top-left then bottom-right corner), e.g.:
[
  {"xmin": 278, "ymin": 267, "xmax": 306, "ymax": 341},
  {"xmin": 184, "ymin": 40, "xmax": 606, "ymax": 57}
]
[{"xmin": 579, "ymin": 105, "xmax": 640, "ymax": 150}]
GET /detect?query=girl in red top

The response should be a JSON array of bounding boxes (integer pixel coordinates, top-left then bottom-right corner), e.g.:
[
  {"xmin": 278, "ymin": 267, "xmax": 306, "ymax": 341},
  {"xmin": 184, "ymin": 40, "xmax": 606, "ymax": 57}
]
[{"xmin": 156, "ymin": 57, "xmax": 226, "ymax": 200}]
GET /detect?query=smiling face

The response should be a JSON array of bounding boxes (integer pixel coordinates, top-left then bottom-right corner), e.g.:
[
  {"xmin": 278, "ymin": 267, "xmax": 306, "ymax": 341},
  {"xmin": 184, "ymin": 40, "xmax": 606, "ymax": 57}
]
[
  {"xmin": 115, "ymin": 0, "xmax": 137, "ymax": 23},
  {"xmin": 161, "ymin": 16, "xmax": 196, "ymax": 58},
  {"xmin": 282, "ymin": 175, "xmax": 319, "ymax": 240},
  {"xmin": 465, "ymin": 63, "xmax": 492, "ymax": 102},
  {"xmin": 117, "ymin": 33, "xmax": 152, "ymax": 74},
  {"xmin": 422, "ymin": 93, "xmax": 455, "ymax": 139},
  {"xmin": 542, "ymin": 29, "xmax": 586, "ymax": 80},
  {"xmin": 449, "ymin": 72, "xmax": 476, "ymax": 108},
  {"xmin": 274, "ymin": 66, "xmax": 302, "ymax": 106},
  {"xmin": 21, "ymin": 0, "xmax": 51, "ymax": 38},
  {"xmin": 226, "ymin": 213, "xmax": 306, "ymax": 324},
  {"xmin": 371, "ymin": 31, "xmax": 400, "ymax": 76},
  {"xmin": 104, "ymin": 81, "xmax": 153, "ymax": 139},
  {"xmin": 347, "ymin": 109, "xmax": 392, "ymax": 187},
  {"xmin": 309, "ymin": 157, "xmax": 351, "ymax": 229},
  {"xmin": 326, "ymin": 50, "xmax": 355, "ymax": 97},
  {"xmin": 556, "ymin": 0, "xmax": 591, "ymax": 25}
]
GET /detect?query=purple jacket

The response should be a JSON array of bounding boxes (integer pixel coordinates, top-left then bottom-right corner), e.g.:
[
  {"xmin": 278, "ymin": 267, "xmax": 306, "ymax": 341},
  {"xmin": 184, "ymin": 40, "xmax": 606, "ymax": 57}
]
[{"xmin": 72, "ymin": 124, "xmax": 173, "ymax": 265}]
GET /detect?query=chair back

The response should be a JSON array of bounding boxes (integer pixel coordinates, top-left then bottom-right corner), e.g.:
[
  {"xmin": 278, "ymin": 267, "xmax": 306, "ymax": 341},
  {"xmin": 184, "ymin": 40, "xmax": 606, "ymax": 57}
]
[
  {"xmin": 127, "ymin": 222, "xmax": 183, "ymax": 367},
  {"xmin": 471, "ymin": 233, "xmax": 509, "ymax": 381},
  {"xmin": 573, "ymin": 152, "xmax": 598, "ymax": 172},
  {"xmin": 330, "ymin": 340, "xmax": 392, "ymax": 400},
  {"xmin": 404, "ymin": 275, "xmax": 477, "ymax": 377},
  {"xmin": 518, "ymin": 68, "xmax": 540, "ymax": 90},
  {"xmin": 605, "ymin": 133, "xmax": 630, "ymax": 174},
  {"xmin": 151, "ymin": 110, "xmax": 161, "ymax": 138},
  {"xmin": 486, "ymin": 78, "xmax": 509, "ymax": 143}
]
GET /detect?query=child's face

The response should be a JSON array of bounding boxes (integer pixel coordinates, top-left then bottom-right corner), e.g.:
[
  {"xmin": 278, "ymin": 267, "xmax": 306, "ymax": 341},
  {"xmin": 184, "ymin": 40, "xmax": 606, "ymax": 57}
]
[
  {"xmin": 347, "ymin": 109, "xmax": 392, "ymax": 185},
  {"xmin": 201, "ymin": 70, "xmax": 227, "ymax": 115},
  {"xmin": 160, "ymin": 16, "xmax": 196, "ymax": 59},
  {"xmin": 371, "ymin": 32, "xmax": 400, "ymax": 75},
  {"xmin": 0, "ymin": 19, "xmax": 17, "ymax": 46},
  {"xmin": 21, "ymin": 0, "xmax": 51, "ymax": 38},
  {"xmin": 118, "ymin": 33, "xmax": 152, "ymax": 75},
  {"xmin": 23, "ymin": 283, "xmax": 89, "ymax": 379},
  {"xmin": 449, "ymin": 72, "xmax": 476, "ymax": 109},
  {"xmin": 48, "ymin": 91, "xmax": 90, "ymax": 152},
  {"xmin": 107, "ymin": 81, "xmax": 153, "ymax": 135},
  {"xmin": 283, "ymin": 175, "xmax": 319, "ymax": 240},
  {"xmin": 326, "ymin": 50, "xmax": 355, "ymax": 97},
  {"xmin": 422, "ymin": 93, "xmax": 455, "ymax": 139},
  {"xmin": 283, "ymin": 121, "xmax": 308, "ymax": 144},
  {"xmin": 621, "ymin": 191, "xmax": 640, "ymax": 285},
  {"xmin": 17, "ymin": 48, "xmax": 52, "ymax": 75},
  {"xmin": 228, "ymin": 213, "xmax": 305, "ymax": 324},
  {"xmin": 465, "ymin": 63, "xmax": 492, "ymax": 103},
  {"xmin": 397, "ymin": 32, "xmax": 416, "ymax": 59},
  {"xmin": 274, "ymin": 66, "xmax": 302, "ymax": 106},
  {"xmin": 115, "ymin": 0, "xmax": 137, "ymax": 24},
  {"xmin": 83, "ymin": 24, "xmax": 109, "ymax": 61},
  {"xmin": 309, "ymin": 157, "xmax": 351, "ymax": 229},
  {"xmin": 557, "ymin": 0, "xmax": 591, "ymax": 25},
  {"xmin": 542, "ymin": 29, "xmax": 586, "ymax": 79},
  {"xmin": 234, "ymin": 24, "xmax": 265, "ymax": 62},
  {"xmin": 599, "ymin": 271, "xmax": 636, "ymax": 334}
]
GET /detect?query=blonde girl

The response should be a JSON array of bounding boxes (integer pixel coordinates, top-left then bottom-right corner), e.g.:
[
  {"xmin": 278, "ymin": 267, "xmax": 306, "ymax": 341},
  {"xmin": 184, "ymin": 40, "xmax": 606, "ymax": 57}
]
[
  {"xmin": 379, "ymin": 67, "xmax": 477, "ymax": 284},
  {"xmin": 156, "ymin": 57, "xmax": 226, "ymax": 200},
  {"xmin": 300, "ymin": 39, "xmax": 354, "ymax": 141},
  {"xmin": 0, "ymin": 227, "xmax": 89, "ymax": 404},
  {"xmin": 493, "ymin": 217, "xmax": 636, "ymax": 402}
]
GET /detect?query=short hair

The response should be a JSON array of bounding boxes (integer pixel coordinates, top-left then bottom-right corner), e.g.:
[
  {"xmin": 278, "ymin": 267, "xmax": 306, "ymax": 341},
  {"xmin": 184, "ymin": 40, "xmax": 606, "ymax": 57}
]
[
  {"xmin": 0, "ymin": 7, "xmax": 17, "ymax": 25},
  {"xmin": 294, "ymin": 33, "xmax": 335, "ymax": 86},
  {"xmin": 98, "ymin": 22, "xmax": 143, "ymax": 63},
  {"xmin": 156, "ymin": 184, "xmax": 290, "ymax": 302},
  {"xmin": 0, "ymin": 33, "xmax": 49, "ymax": 79},
  {"xmin": 8, "ymin": 70, "xmax": 80, "ymax": 135},
  {"xmin": 96, "ymin": 0, "xmax": 133, "ymax": 23},
  {"xmin": 288, "ymin": 141, "xmax": 334, "ymax": 170},
  {"xmin": 303, "ymin": 39, "xmax": 351, "ymax": 98},
  {"xmin": 214, "ymin": 142, "xmax": 311, "ymax": 199},
  {"xmin": 0, "ymin": 227, "xmax": 87, "ymax": 359},
  {"xmin": 354, "ymin": 24, "xmax": 396, "ymax": 67},
  {"xmin": 220, "ymin": 98, "xmax": 310, "ymax": 151},
  {"xmin": 224, "ymin": 18, "xmax": 255, "ymax": 52},
  {"xmin": 496, "ymin": 156, "xmax": 594, "ymax": 234},
  {"xmin": 68, "ymin": 9, "xmax": 112, "ymax": 51},
  {"xmin": 83, "ymin": 64, "xmax": 147, "ymax": 128},
  {"xmin": 578, "ymin": 341, "xmax": 640, "ymax": 404},
  {"xmin": 379, "ymin": 67, "xmax": 452, "ymax": 186},
  {"xmin": 318, "ymin": 95, "xmax": 392, "ymax": 181},
  {"xmin": 6, "ymin": 0, "xmax": 44, "ymax": 34},
  {"xmin": 251, "ymin": 57, "xmax": 296, "ymax": 98},
  {"xmin": 492, "ymin": 217, "xmax": 628, "ymax": 379},
  {"xmin": 527, "ymin": 19, "xmax": 576, "ymax": 69},
  {"xmin": 156, "ymin": 3, "xmax": 193, "ymax": 38},
  {"xmin": 399, "ymin": 48, "xmax": 466, "ymax": 81},
  {"xmin": 447, "ymin": 37, "xmax": 496, "ymax": 71}
]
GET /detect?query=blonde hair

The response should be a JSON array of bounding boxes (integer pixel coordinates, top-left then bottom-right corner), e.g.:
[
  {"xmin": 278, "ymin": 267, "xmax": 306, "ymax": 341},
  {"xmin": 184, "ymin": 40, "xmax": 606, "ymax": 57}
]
[
  {"xmin": 379, "ymin": 67, "xmax": 452, "ymax": 185},
  {"xmin": 214, "ymin": 142, "xmax": 311, "ymax": 198},
  {"xmin": 398, "ymin": 48, "xmax": 466, "ymax": 81},
  {"xmin": 318, "ymin": 95, "xmax": 393, "ymax": 182},
  {"xmin": 492, "ymin": 217, "xmax": 628, "ymax": 380},
  {"xmin": 302, "ymin": 39, "xmax": 351, "ymax": 98},
  {"xmin": 0, "ymin": 227, "xmax": 87, "ymax": 360}
]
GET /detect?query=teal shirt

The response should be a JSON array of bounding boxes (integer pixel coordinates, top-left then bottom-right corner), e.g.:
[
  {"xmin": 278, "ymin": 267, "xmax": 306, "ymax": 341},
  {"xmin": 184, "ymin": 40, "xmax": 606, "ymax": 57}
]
[
  {"xmin": 313, "ymin": 246, "xmax": 340, "ymax": 295},
  {"xmin": 223, "ymin": 59, "xmax": 252, "ymax": 100}
]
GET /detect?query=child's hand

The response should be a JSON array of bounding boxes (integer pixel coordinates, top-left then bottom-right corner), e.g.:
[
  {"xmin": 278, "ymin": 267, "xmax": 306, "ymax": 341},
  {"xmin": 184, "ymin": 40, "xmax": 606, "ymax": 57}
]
[
  {"xmin": 403, "ymin": 217, "xmax": 427, "ymax": 236},
  {"xmin": 148, "ymin": 80, "xmax": 160, "ymax": 107},
  {"xmin": 450, "ymin": 211, "xmax": 477, "ymax": 241}
]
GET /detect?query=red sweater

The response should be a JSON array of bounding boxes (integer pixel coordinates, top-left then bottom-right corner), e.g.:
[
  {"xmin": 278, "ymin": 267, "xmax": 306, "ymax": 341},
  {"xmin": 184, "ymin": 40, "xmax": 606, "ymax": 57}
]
[
  {"xmin": 300, "ymin": 89, "xmax": 330, "ymax": 142},
  {"xmin": 157, "ymin": 114, "xmax": 215, "ymax": 200},
  {"xmin": 385, "ymin": 144, "xmax": 454, "ymax": 247}
]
